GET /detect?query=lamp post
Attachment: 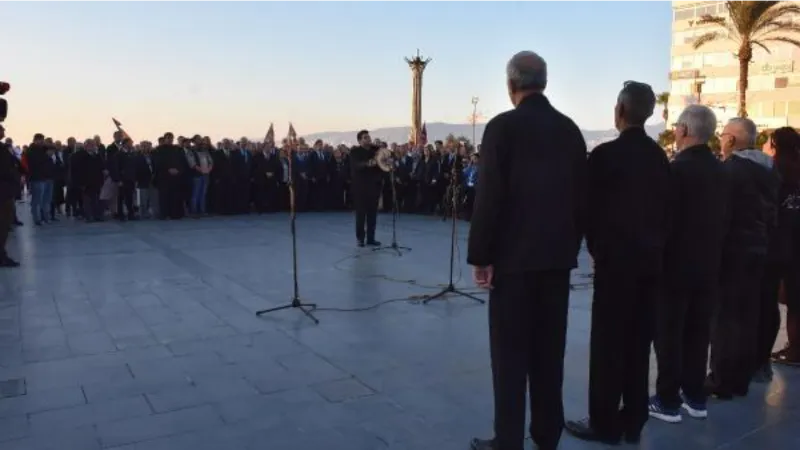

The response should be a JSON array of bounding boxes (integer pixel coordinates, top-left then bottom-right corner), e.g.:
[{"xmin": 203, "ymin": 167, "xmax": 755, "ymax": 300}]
[{"xmin": 470, "ymin": 96, "xmax": 479, "ymax": 147}]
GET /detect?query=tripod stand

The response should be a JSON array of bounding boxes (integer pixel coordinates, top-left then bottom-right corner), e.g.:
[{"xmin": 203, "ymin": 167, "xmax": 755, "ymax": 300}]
[
  {"xmin": 423, "ymin": 165, "xmax": 485, "ymax": 305},
  {"xmin": 372, "ymin": 166, "xmax": 411, "ymax": 256},
  {"xmin": 256, "ymin": 146, "xmax": 319, "ymax": 324}
]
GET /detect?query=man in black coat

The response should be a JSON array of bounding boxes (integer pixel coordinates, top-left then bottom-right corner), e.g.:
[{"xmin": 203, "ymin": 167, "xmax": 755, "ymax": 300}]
[
  {"xmin": 648, "ymin": 104, "xmax": 729, "ymax": 424},
  {"xmin": 350, "ymin": 130, "xmax": 383, "ymax": 247},
  {"xmin": 707, "ymin": 117, "xmax": 780, "ymax": 398},
  {"xmin": 565, "ymin": 81, "xmax": 671, "ymax": 445},
  {"xmin": 467, "ymin": 51, "xmax": 588, "ymax": 450},
  {"xmin": 0, "ymin": 124, "xmax": 20, "ymax": 267}
]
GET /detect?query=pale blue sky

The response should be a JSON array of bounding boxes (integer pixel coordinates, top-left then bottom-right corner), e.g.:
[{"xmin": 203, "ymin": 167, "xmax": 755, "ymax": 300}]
[{"xmin": 2, "ymin": 1, "xmax": 672, "ymax": 142}]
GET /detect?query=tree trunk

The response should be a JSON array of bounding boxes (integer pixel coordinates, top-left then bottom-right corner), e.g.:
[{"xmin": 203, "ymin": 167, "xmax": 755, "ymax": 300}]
[{"xmin": 738, "ymin": 46, "xmax": 751, "ymax": 118}]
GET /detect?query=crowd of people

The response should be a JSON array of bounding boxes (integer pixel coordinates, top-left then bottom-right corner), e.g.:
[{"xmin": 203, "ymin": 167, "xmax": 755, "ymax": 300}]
[
  {"xmin": 0, "ymin": 130, "xmax": 480, "ymax": 261},
  {"xmin": 466, "ymin": 51, "xmax": 799, "ymax": 450}
]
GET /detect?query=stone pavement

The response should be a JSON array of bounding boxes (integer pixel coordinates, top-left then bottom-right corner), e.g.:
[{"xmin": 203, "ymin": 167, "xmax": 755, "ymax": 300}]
[{"xmin": 0, "ymin": 208, "xmax": 797, "ymax": 450}]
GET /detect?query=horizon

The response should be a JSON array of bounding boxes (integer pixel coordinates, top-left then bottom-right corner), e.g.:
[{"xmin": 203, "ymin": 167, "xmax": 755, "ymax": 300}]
[{"xmin": 2, "ymin": 1, "xmax": 672, "ymax": 143}]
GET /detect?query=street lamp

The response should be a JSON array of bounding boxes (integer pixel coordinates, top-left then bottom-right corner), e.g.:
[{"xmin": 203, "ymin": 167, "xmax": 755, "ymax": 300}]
[{"xmin": 470, "ymin": 96, "xmax": 479, "ymax": 147}]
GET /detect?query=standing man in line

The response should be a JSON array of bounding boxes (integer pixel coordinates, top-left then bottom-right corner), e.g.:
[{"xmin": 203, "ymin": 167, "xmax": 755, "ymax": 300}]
[
  {"xmin": 706, "ymin": 118, "xmax": 779, "ymax": 398},
  {"xmin": 350, "ymin": 130, "xmax": 382, "ymax": 248},
  {"xmin": 0, "ymin": 124, "xmax": 20, "ymax": 267},
  {"xmin": 467, "ymin": 51, "xmax": 588, "ymax": 450},
  {"xmin": 565, "ymin": 81, "xmax": 671, "ymax": 444},
  {"xmin": 648, "ymin": 105, "xmax": 729, "ymax": 423}
]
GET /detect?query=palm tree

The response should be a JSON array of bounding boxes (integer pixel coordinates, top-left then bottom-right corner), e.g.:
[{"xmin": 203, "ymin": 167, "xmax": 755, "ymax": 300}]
[
  {"xmin": 693, "ymin": 1, "xmax": 800, "ymax": 118},
  {"xmin": 656, "ymin": 92, "xmax": 671, "ymax": 125}
]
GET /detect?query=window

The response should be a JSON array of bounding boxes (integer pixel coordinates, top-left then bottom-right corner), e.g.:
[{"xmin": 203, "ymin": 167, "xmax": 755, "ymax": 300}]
[
  {"xmin": 788, "ymin": 101, "xmax": 800, "ymax": 116},
  {"xmin": 703, "ymin": 52, "xmax": 735, "ymax": 67},
  {"xmin": 671, "ymin": 80, "xmax": 694, "ymax": 95},
  {"xmin": 703, "ymin": 77, "xmax": 737, "ymax": 94},
  {"xmin": 674, "ymin": 7, "xmax": 695, "ymax": 21},
  {"xmin": 774, "ymin": 101, "xmax": 787, "ymax": 117},
  {"xmin": 776, "ymin": 77, "xmax": 789, "ymax": 89},
  {"xmin": 749, "ymin": 76, "xmax": 776, "ymax": 91}
]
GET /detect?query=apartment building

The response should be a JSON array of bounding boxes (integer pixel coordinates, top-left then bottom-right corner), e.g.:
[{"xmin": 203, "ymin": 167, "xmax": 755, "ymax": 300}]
[{"xmin": 669, "ymin": 1, "xmax": 800, "ymax": 130}]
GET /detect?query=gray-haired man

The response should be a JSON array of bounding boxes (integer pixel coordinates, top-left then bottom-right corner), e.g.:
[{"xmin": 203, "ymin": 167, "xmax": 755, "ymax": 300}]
[{"xmin": 649, "ymin": 105, "xmax": 729, "ymax": 423}]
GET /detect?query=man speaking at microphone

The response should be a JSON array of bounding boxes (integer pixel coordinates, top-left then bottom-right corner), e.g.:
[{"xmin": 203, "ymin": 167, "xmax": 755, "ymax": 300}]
[
  {"xmin": 467, "ymin": 51, "xmax": 588, "ymax": 450},
  {"xmin": 350, "ymin": 130, "xmax": 382, "ymax": 247}
]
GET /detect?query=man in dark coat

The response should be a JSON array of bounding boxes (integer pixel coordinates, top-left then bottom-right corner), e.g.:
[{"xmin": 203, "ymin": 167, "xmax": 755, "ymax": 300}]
[
  {"xmin": 0, "ymin": 124, "xmax": 21, "ymax": 267},
  {"xmin": 467, "ymin": 51, "xmax": 588, "ymax": 450},
  {"xmin": 350, "ymin": 130, "xmax": 383, "ymax": 247},
  {"xmin": 648, "ymin": 104, "xmax": 729, "ymax": 423},
  {"xmin": 707, "ymin": 117, "xmax": 780, "ymax": 398},
  {"xmin": 565, "ymin": 81, "xmax": 671, "ymax": 445}
]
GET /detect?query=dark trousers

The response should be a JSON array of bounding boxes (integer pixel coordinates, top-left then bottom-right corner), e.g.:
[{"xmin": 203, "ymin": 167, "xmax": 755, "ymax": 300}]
[
  {"xmin": 758, "ymin": 260, "xmax": 800, "ymax": 364},
  {"xmin": 589, "ymin": 265, "xmax": 656, "ymax": 439},
  {"xmin": 116, "ymin": 180, "xmax": 135, "ymax": 218},
  {"xmin": 353, "ymin": 187, "xmax": 379, "ymax": 243},
  {"xmin": 65, "ymin": 184, "xmax": 82, "ymax": 216},
  {"xmin": 655, "ymin": 279, "xmax": 716, "ymax": 408},
  {"xmin": 489, "ymin": 270, "xmax": 570, "ymax": 450},
  {"xmin": 0, "ymin": 198, "xmax": 13, "ymax": 259},
  {"xmin": 82, "ymin": 190, "xmax": 103, "ymax": 221},
  {"xmin": 158, "ymin": 176, "xmax": 185, "ymax": 220},
  {"xmin": 709, "ymin": 252, "xmax": 764, "ymax": 394}
]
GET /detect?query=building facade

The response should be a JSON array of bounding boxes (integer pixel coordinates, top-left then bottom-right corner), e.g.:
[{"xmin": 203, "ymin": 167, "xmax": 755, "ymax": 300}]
[{"xmin": 669, "ymin": 1, "xmax": 800, "ymax": 130}]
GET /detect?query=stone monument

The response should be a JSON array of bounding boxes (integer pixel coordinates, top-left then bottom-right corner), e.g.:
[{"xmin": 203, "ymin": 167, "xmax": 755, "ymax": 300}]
[{"xmin": 405, "ymin": 50, "xmax": 431, "ymax": 146}]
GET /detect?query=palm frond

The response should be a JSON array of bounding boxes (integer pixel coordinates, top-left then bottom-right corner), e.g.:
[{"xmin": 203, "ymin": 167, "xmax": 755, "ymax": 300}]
[
  {"xmin": 752, "ymin": 40, "xmax": 772, "ymax": 54},
  {"xmin": 755, "ymin": 21, "xmax": 800, "ymax": 40},
  {"xmin": 753, "ymin": 3, "xmax": 800, "ymax": 31},
  {"xmin": 693, "ymin": 31, "xmax": 726, "ymax": 49},
  {"xmin": 758, "ymin": 36, "xmax": 800, "ymax": 50}
]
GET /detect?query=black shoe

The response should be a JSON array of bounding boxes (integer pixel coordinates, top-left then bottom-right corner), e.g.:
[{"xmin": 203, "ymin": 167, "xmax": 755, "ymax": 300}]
[
  {"xmin": 469, "ymin": 438, "xmax": 497, "ymax": 450},
  {"xmin": 13, "ymin": 220, "xmax": 22, "ymax": 226},
  {"xmin": 367, "ymin": 240, "xmax": 381, "ymax": 247},
  {"xmin": 357, "ymin": 241, "xmax": 365, "ymax": 248},
  {"xmin": 0, "ymin": 257, "xmax": 20, "ymax": 268},
  {"xmin": 34, "ymin": 221, "xmax": 43, "ymax": 226},
  {"xmin": 564, "ymin": 418, "xmax": 621, "ymax": 445}
]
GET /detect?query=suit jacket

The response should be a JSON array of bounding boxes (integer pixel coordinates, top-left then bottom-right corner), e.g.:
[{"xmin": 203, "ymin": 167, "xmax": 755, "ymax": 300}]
[
  {"xmin": 0, "ymin": 143, "xmax": 21, "ymax": 201},
  {"xmin": 467, "ymin": 93, "xmax": 588, "ymax": 272},
  {"xmin": 586, "ymin": 127, "xmax": 671, "ymax": 274},
  {"xmin": 664, "ymin": 144, "xmax": 730, "ymax": 285},
  {"xmin": 349, "ymin": 146, "xmax": 383, "ymax": 197}
]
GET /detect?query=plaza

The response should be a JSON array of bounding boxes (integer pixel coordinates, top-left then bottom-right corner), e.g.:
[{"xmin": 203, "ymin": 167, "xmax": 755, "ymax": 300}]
[{"xmin": 0, "ymin": 211, "xmax": 796, "ymax": 450}]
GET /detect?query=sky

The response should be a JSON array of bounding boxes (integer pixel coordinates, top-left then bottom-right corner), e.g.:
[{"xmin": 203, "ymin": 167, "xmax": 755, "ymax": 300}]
[{"xmin": 2, "ymin": 0, "xmax": 672, "ymax": 143}]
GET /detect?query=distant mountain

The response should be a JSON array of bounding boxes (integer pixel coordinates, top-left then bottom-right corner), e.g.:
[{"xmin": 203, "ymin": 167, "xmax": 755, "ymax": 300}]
[{"xmin": 264, "ymin": 121, "xmax": 665, "ymax": 150}]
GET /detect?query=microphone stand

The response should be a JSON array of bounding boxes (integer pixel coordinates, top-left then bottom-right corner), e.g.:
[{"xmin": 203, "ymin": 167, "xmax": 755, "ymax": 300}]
[
  {"xmin": 423, "ymin": 160, "xmax": 485, "ymax": 305},
  {"xmin": 256, "ymin": 146, "xmax": 319, "ymax": 324},
  {"xmin": 372, "ymin": 160, "xmax": 411, "ymax": 256}
]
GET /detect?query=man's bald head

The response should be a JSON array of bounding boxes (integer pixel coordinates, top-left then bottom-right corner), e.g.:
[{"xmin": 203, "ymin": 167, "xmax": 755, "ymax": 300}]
[{"xmin": 506, "ymin": 51, "xmax": 547, "ymax": 94}]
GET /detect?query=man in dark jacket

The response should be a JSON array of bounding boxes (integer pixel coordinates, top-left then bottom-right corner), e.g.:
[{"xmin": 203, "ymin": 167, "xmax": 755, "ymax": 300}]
[
  {"xmin": 0, "ymin": 124, "xmax": 20, "ymax": 267},
  {"xmin": 648, "ymin": 104, "xmax": 729, "ymax": 423},
  {"xmin": 467, "ymin": 51, "xmax": 588, "ymax": 450},
  {"xmin": 707, "ymin": 117, "xmax": 780, "ymax": 398},
  {"xmin": 565, "ymin": 81, "xmax": 670, "ymax": 445},
  {"xmin": 350, "ymin": 130, "xmax": 383, "ymax": 247},
  {"xmin": 26, "ymin": 133, "xmax": 54, "ymax": 225}
]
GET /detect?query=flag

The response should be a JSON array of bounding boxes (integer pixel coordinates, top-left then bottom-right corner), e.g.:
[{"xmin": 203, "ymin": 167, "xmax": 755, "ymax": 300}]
[
  {"xmin": 287, "ymin": 123, "xmax": 298, "ymax": 150},
  {"xmin": 265, "ymin": 123, "xmax": 275, "ymax": 144},
  {"xmin": 112, "ymin": 117, "xmax": 132, "ymax": 142},
  {"xmin": 419, "ymin": 122, "xmax": 428, "ymax": 146}
]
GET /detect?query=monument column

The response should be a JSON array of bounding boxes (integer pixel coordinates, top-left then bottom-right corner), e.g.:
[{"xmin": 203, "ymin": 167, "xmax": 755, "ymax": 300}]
[{"xmin": 405, "ymin": 50, "xmax": 431, "ymax": 146}]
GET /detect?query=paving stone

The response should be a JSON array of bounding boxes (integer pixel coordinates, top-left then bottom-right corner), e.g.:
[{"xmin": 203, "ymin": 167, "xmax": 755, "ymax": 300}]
[
  {"xmin": 67, "ymin": 331, "xmax": 117, "ymax": 355},
  {"xmin": 0, "ymin": 385, "xmax": 85, "ymax": 419},
  {"xmin": 29, "ymin": 395, "xmax": 152, "ymax": 432},
  {"xmin": 95, "ymin": 404, "xmax": 223, "ymax": 448},
  {"xmin": 311, "ymin": 377, "xmax": 376, "ymax": 403},
  {"xmin": 0, "ymin": 213, "xmax": 795, "ymax": 449},
  {"xmin": 145, "ymin": 375, "xmax": 259, "ymax": 413},
  {"xmin": 0, "ymin": 377, "xmax": 26, "ymax": 398}
]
